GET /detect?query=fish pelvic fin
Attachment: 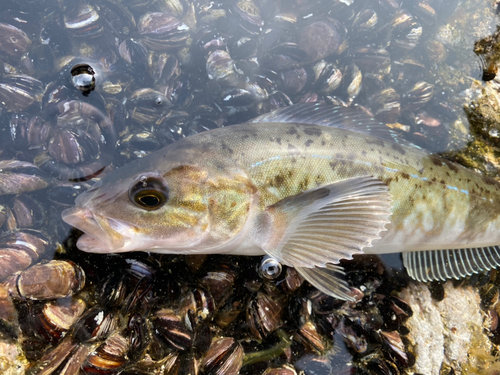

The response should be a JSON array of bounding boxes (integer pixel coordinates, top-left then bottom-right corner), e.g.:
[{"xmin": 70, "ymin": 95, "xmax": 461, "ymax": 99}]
[
  {"xmin": 253, "ymin": 176, "xmax": 392, "ymax": 270},
  {"xmin": 296, "ymin": 265, "xmax": 355, "ymax": 301},
  {"xmin": 403, "ymin": 246, "xmax": 500, "ymax": 282}
]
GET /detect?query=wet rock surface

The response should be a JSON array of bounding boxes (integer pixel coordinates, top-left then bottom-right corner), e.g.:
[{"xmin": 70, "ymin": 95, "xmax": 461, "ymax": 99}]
[{"xmin": 399, "ymin": 282, "xmax": 492, "ymax": 375}]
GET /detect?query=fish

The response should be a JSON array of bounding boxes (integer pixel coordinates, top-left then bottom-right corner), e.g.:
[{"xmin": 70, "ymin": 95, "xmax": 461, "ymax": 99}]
[{"xmin": 62, "ymin": 103, "xmax": 500, "ymax": 300}]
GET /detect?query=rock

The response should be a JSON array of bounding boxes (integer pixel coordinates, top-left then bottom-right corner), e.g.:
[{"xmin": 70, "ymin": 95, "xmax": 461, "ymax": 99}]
[{"xmin": 399, "ymin": 282, "xmax": 492, "ymax": 375}]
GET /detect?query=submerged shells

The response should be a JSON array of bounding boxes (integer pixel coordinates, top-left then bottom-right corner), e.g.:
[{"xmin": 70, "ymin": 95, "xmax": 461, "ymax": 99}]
[{"xmin": 0, "ymin": 0, "xmax": 496, "ymax": 373}]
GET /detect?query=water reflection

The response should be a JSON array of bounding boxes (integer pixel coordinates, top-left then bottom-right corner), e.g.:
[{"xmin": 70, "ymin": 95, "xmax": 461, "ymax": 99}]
[{"xmin": 0, "ymin": 0, "xmax": 499, "ymax": 374}]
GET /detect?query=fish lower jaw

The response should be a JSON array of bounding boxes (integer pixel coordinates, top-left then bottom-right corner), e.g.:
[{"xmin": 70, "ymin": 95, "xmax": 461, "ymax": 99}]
[{"xmin": 77, "ymin": 234, "xmax": 115, "ymax": 253}]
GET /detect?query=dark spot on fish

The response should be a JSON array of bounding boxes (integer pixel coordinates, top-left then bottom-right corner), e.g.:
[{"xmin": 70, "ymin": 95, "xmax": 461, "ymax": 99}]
[
  {"xmin": 303, "ymin": 126, "xmax": 323, "ymax": 137},
  {"xmin": 432, "ymin": 177, "xmax": 437, "ymax": 182},
  {"xmin": 329, "ymin": 161, "xmax": 337, "ymax": 172},
  {"xmin": 298, "ymin": 176, "xmax": 309, "ymax": 191},
  {"xmin": 242, "ymin": 134, "xmax": 250, "ymax": 139},
  {"xmin": 401, "ymin": 173, "xmax": 410, "ymax": 179},
  {"xmin": 361, "ymin": 150, "xmax": 367, "ymax": 156},
  {"xmin": 383, "ymin": 177, "xmax": 393, "ymax": 185},
  {"xmin": 315, "ymin": 174, "xmax": 324, "ymax": 185},
  {"xmin": 271, "ymin": 173, "xmax": 285, "ymax": 187},
  {"xmin": 429, "ymin": 155, "xmax": 443, "ymax": 167},
  {"xmin": 440, "ymin": 180, "xmax": 445, "ymax": 184},
  {"xmin": 321, "ymin": 140, "xmax": 326, "ymax": 146},
  {"xmin": 244, "ymin": 128, "xmax": 259, "ymax": 138},
  {"xmin": 442, "ymin": 158, "xmax": 459, "ymax": 173},
  {"xmin": 483, "ymin": 175, "xmax": 500, "ymax": 187},
  {"xmin": 286, "ymin": 127, "xmax": 298, "ymax": 136},
  {"xmin": 366, "ymin": 138, "xmax": 385, "ymax": 147},
  {"xmin": 276, "ymin": 137, "xmax": 282, "ymax": 145},
  {"xmin": 221, "ymin": 142, "xmax": 234, "ymax": 154},
  {"xmin": 231, "ymin": 202, "xmax": 236, "ymax": 207},
  {"xmin": 392, "ymin": 143, "xmax": 406, "ymax": 155},
  {"xmin": 305, "ymin": 139, "xmax": 313, "ymax": 147}
]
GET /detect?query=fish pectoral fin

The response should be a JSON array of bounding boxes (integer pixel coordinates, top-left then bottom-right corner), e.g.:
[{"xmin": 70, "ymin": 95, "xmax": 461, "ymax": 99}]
[
  {"xmin": 296, "ymin": 264, "xmax": 355, "ymax": 301},
  {"xmin": 253, "ymin": 176, "xmax": 392, "ymax": 268},
  {"xmin": 403, "ymin": 246, "xmax": 500, "ymax": 282}
]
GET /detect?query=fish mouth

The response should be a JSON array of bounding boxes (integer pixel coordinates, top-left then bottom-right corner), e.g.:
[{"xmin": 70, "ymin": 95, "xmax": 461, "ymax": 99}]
[{"xmin": 62, "ymin": 207, "xmax": 135, "ymax": 253}]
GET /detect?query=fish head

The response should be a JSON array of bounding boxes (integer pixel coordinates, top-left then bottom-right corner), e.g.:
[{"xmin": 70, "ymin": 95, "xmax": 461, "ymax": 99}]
[{"xmin": 62, "ymin": 142, "xmax": 257, "ymax": 254}]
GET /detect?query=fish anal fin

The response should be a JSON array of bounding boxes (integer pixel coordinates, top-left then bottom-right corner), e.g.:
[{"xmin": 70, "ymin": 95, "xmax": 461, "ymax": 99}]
[
  {"xmin": 403, "ymin": 246, "xmax": 500, "ymax": 282},
  {"xmin": 253, "ymin": 176, "xmax": 392, "ymax": 268}
]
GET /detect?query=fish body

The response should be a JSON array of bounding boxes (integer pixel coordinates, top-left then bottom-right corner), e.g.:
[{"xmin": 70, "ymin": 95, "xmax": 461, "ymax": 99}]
[{"xmin": 62, "ymin": 104, "xmax": 500, "ymax": 299}]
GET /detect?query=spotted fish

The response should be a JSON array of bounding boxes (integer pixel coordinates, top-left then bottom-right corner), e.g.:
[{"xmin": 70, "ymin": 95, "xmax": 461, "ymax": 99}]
[{"xmin": 62, "ymin": 103, "xmax": 500, "ymax": 300}]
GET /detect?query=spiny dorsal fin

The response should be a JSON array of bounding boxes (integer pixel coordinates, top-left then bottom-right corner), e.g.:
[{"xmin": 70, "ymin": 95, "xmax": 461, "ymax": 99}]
[
  {"xmin": 253, "ymin": 176, "xmax": 392, "ymax": 269},
  {"xmin": 295, "ymin": 264, "xmax": 355, "ymax": 301},
  {"xmin": 403, "ymin": 246, "xmax": 500, "ymax": 282},
  {"xmin": 249, "ymin": 103, "xmax": 422, "ymax": 149}
]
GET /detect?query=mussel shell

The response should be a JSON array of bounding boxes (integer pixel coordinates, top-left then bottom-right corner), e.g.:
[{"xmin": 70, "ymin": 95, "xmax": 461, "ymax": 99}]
[
  {"xmin": 12, "ymin": 260, "xmax": 85, "ymax": 300},
  {"xmin": 47, "ymin": 129, "xmax": 101, "ymax": 165},
  {"xmin": 0, "ymin": 230, "xmax": 50, "ymax": 281},
  {"xmin": 127, "ymin": 88, "xmax": 173, "ymax": 125},
  {"xmin": 246, "ymin": 292, "xmax": 283, "ymax": 340},
  {"xmin": 138, "ymin": 12, "xmax": 190, "ymax": 51},
  {"xmin": 200, "ymin": 263, "xmax": 239, "ymax": 305},
  {"xmin": 262, "ymin": 365, "xmax": 298, "ymax": 375},
  {"xmin": 9, "ymin": 114, "xmax": 51, "ymax": 150},
  {"xmin": 152, "ymin": 308, "xmax": 193, "ymax": 351},
  {"xmin": 297, "ymin": 320, "xmax": 327, "ymax": 353},
  {"xmin": 4, "ymin": 194, "xmax": 45, "ymax": 230},
  {"xmin": 298, "ymin": 18, "xmax": 342, "ymax": 62},
  {"xmin": 82, "ymin": 333, "xmax": 130, "ymax": 374},
  {"xmin": 0, "ymin": 23, "xmax": 31, "ymax": 58},
  {"xmin": 179, "ymin": 286, "xmax": 216, "ymax": 325},
  {"xmin": 262, "ymin": 43, "xmax": 308, "ymax": 71},
  {"xmin": 201, "ymin": 337, "xmax": 244, "ymax": 375},
  {"xmin": 0, "ymin": 160, "xmax": 51, "ymax": 196},
  {"xmin": 0, "ymin": 74, "xmax": 43, "ymax": 111},
  {"xmin": 33, "ymin": 298, "xmax": 86, "ymax": 342},
  {"xmin": 73, "ymin": 306, "xmax": 117, "ymax": 343},
  {"xmin": 229, "ymin": 0, "xmax": 264, "ymax": 36},
  {"xmin": 206, "ymin": 50, "xmax": 240, "ymax": 87},
  {"xmin": 0, "ymin": 284, "xmax": 18, "ymax": 340},
  {"xmin": 63, "ymin": 1, "xmax": 103, "ymax": 38}
]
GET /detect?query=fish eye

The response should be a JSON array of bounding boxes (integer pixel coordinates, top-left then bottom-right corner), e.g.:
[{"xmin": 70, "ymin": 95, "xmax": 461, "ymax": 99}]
[{"xmin": 129, "ymin": 175, "xmax": 168, "ymax": 211}]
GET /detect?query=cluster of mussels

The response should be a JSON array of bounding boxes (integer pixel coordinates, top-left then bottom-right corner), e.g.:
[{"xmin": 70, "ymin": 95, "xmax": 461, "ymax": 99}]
[
  {"xmin": 0, "ymin": 0, "xmax": 478, "ymax": 373},
  {"xmin": 2, "ymin": 248, "xmax": 415, "ymax": 375}
]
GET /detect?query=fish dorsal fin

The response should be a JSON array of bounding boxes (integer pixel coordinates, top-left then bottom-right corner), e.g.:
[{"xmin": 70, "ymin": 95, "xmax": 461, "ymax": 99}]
[
  {"xmin": 295, "ymin": 265, "xmax": 355, "ymax": 301},
  {"xmin": 403, "ymin": 247, "xmax": 500, "ymax": 282},
  {"xmin": 253, "ymin": 176, "xmax": 392, "ymax": 270},
  {"xmin": 249, "ymin": 103, "xmax": 421, "ymax": 149}
]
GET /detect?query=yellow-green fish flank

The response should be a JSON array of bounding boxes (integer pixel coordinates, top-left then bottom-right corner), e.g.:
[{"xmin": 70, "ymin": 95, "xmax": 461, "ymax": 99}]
[{"xmin": 62, "ymin": 104, "xmax": 500, "ymax": 299}]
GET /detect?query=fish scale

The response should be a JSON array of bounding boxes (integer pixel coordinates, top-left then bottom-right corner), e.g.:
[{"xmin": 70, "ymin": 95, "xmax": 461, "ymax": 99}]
[{"xmin": 62, "ymin": 104, "xmax": 500, "ymax": 300}]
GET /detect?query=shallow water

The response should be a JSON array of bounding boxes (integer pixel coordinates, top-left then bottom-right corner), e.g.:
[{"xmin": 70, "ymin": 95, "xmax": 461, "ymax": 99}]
[{"xmin": 0, "ymin": 0, "xmax": 499, "ymax": 374}]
